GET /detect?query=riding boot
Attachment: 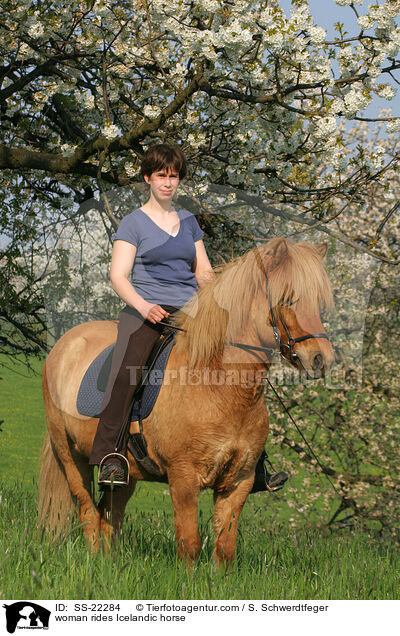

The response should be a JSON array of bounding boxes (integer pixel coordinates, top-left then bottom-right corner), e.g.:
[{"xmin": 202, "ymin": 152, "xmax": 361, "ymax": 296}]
[{"xmin": 250, "ymin": 450, "xmax": 289, "ymax": 494}]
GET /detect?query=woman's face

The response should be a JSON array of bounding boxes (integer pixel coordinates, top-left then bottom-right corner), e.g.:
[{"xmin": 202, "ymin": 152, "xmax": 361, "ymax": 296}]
[{"xmin": 144, "ymin": 167, "xmax": 180, "ymax": 203}]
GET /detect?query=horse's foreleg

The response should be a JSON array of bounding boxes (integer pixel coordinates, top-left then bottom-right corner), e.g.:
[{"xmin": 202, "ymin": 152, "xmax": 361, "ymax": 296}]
[
  {"xmin": 169, "ymin": 471, "xmax": 201, "ymax": 563},
  {"xmin": 98, "ymin": 479, "xmax": 137, "ymax": 549},
  {"xmin": 213, "ymin": 476, "xmax": 254, "ymax": 565}
]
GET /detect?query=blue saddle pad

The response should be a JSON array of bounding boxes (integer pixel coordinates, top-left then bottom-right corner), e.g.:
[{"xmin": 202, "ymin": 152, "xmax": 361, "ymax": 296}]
[{"xmin": 76, "ymin": 337, "xmax": 175, "ymax": 421}]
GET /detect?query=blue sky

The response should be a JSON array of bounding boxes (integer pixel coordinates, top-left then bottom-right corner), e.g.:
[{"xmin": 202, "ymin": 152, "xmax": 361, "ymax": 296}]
[{"xmin": 280, "ymin": 0, "xmax": 362, "ymax": 39}]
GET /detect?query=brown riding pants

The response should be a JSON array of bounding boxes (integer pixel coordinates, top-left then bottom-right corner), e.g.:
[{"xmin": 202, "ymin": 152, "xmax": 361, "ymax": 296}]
[{"xmin": 89, "ymin": 304, "xmax": 179, "ymax": 465}]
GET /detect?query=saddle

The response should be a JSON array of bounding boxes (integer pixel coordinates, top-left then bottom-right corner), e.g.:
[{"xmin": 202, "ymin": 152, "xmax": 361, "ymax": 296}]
[
  {"xmin": 76, "ymin": 332, "xmax": 176, "ymax": 421},
  {"xmin": 76, "ymin": 331, "xmax": 176, "ymax": 480}
]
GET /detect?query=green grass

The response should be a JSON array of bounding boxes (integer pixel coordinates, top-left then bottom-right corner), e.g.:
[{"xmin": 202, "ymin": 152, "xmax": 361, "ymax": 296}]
[
  {"xmin": 0, "ymin": 356, "xmax": 45, "ymax": 484},
  {"xmin": 1, "ymin": 483, "xmax": 398, "ymax": 600},
  {"xmin": 0, "ymin": 356, "xmax": 399, "ymax": 600}
]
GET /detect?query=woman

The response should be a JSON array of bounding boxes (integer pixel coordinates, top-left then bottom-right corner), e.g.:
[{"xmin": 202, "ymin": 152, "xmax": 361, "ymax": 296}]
[
  {"xmin": 89, "ymin": 144, "xmax": 212, "ymax": 485},
  {"xmin": 90, "ymin": 144, "xmax": 287, "ymax": 493}
]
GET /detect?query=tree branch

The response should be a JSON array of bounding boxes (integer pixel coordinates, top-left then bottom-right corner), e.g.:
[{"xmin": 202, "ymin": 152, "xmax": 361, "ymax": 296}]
[
  {"xmin": 0, "ymin": 61, "xmax": 57, "ymax": 104},
  {"xmin": 279, "ymin": 434, "xmax": 387, "ymax": 487}
]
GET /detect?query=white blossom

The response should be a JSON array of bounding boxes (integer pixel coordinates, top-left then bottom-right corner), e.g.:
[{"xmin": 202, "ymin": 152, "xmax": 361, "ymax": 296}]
[
  {"xmin": 60, "ymin": 143, "xmax": 75, "ymax": 156},
  {"xmin": 343, "ymin": 89, "xmax": 371, "ymax": 116},
  {"xmin": 358, "ymin": 15, "xmax": 372, "ymax": 30},
  {"xmin": 81, "ymin": 93, "xmax": 95, "ymax": 109},
  {"xmin": 308, "ymin": 26, "xmax": 326, "ymax": 45},
  {"xmin": 219, "ymin": 19, "xmax": 253, "ymax": 47},
  {"xmin": 143, "ymin": 105, "xmax": 162, "ymax": 118},
  {"xmin": 386, "ymin": 118, "xmax": 400, "ymax": 132},
  {"xmin": 390, "ymin": 28, "xmax": 400, "ymax": 46},
  {"xmin": 369, "ymin": 64, "xmax": 383, "ymax": 78},
  {"xmin": 314, "ymin": 116, "xmax": 337, "ymax": 139},
  {"xmin": 331, "ymin": 146, "xmax": 348, "ymax": 171},
  {"xmin": 377, "ymin": 84, "xmax": 396, "ymax": 100},
  {"xmin": 171, "ymin": 63, "xmax": 188, "ymax": 77},
  {"xmin": 28, "ymin": 22, "xmax": 45, "ymax": 38},
  {"xmin": 101, "ymin": 122, "xmax": 120, "ymax": 139},
  {"xmin": 199, "ymin": 0, "xmax": 220, "ymax": 11},
  {"xmin": 264, "ymin": 30, "xmax": 284, "ymax": 50},
  {"xmin": 16, "ymin": 43, "xmax": 32, "ymax": 60},
  {"xmin": 288, "ymin": 5, "xmax": 312, "ymax": 31},
  {"xmin": 259, "ymin": 7, "xmax": 277, "ymax": 27},
  {"xmin": 124, "ymin": 162, "xmax": 137, "ymax": 177}
]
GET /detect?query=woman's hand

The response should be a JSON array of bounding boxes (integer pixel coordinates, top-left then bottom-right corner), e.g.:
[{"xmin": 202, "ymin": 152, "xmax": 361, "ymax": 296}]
[{"xmin": 140, "ymin": 301, "xmax": 170, "ymax": 324}]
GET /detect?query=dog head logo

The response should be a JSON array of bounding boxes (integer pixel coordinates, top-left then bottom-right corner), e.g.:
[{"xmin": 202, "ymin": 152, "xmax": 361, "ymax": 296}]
[{"xmin": 3, "ymin": 602, "xmax": 50, "ymax": 633}]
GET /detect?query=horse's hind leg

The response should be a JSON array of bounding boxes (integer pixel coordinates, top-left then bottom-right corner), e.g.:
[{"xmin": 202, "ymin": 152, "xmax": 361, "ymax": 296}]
[
  {"xmin": 41, "ymin": 434, "xmax": 101, "ymax": 548},
  {"xmin": 98, "ymin": 479, "xmax": 137, "ymax": 547},
  {"xmin": 70, "ymin": 444, "xmax": 103, "ymax": 545},
  {"xmin": 41, "ymin": 367, "xmax": 101, "ymax": 548}
]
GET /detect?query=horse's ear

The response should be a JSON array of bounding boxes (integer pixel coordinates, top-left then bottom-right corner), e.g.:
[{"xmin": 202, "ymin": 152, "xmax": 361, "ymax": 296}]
[
  {"xmin": 270, "ymin": 238, "xmax": 289, "ymax": 268},
  {"xmin": 316, "ymin": 242, "xmax": 328, "ymax": 260}
]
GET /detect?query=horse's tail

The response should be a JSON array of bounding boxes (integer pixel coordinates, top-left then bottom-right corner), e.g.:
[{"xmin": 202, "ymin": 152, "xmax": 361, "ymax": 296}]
[{"xmin": 38, "ymin": 432, "xmax": 75, "ymax": 535}]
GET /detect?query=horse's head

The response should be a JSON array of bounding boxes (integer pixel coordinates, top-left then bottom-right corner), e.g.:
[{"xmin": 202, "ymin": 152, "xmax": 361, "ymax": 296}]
[
  {"xmin": 177, "ymin": 235, "xmax": 334, "ymax": 375},
  {"xmin": 253, "ymin": 238, "xmax": 334, "ymax": 378}
]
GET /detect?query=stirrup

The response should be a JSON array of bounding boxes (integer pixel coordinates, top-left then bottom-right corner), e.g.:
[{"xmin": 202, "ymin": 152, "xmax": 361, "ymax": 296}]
[
  {"xmin": 98, "ymin": 452, "xmax": 130, "ymax": 487},
  {"xmin": 265, "ymin": 471, "xmax": 288, "ymax": 492}
]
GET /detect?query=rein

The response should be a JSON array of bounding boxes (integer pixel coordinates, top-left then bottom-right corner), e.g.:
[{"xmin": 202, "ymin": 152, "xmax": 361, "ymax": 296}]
[
  {"xmin": 158, "ymin": 320, "xmax": 276, "ymax": 361},
  {"xmin": 263, "ymin": 376, "xmax": 341, "ymax": 497}
]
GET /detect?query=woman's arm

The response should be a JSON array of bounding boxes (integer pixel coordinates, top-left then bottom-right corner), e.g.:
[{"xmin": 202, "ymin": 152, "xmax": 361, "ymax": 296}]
[
  {"xmin": 110, "ymin": 240, "xmax": 169, "ymax": 323},
  {"xmin": 193, "ymin": 240, "xmax": 214, "ymax": 287}
]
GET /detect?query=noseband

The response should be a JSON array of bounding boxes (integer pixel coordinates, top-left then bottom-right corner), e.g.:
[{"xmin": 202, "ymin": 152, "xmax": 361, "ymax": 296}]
[{"xmin": 265, "ymin": 269, "xmax": 329, "ymax": 364}]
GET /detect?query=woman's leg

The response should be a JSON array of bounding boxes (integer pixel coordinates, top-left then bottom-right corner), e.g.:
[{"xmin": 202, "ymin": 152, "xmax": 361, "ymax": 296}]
[{"xmin": 89, "ymin": 306, "xmax": 177, "ymax": 467}]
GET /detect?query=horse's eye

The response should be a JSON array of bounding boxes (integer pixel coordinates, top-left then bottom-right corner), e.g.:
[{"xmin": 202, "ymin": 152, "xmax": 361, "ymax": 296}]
[{"xmin": 281, "ymin": 298, "xmax": 296, "ymax": 307}]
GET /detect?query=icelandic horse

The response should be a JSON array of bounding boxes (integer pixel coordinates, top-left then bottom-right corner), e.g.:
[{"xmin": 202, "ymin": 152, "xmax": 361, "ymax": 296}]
[{"xmin": 38, "ymin": 238, "xmax": 334, "ymax": 563}]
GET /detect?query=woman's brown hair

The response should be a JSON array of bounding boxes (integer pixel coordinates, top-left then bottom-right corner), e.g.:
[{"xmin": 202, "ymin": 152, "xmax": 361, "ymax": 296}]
[{"xmin": 140, "ymin": 144, "xmax": 187, "ymax": 180}]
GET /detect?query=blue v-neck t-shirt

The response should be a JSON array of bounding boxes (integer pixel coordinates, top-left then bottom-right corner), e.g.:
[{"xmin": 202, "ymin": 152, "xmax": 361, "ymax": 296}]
[{"xmin": 113, "ymin": 208, "xmax": 204, "ymax": 308}]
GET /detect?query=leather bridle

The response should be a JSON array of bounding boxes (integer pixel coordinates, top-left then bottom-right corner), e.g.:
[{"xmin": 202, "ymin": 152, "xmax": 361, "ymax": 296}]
[
  {"xmin": 265, "ymin": 268, "xmax": 329, "ymax": 366},
  {"xmin": 158, "ymin": 263, "xmax": 330, "ymax": 368},
  {"xmin": 159, "ymin": 267, "xmax": 329, "ymax": 369}
]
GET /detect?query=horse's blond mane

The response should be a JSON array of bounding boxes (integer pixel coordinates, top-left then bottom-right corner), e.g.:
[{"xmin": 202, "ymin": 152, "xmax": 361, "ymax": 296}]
[{"xmin": 174, "ymin": 237, "xmax": 333, "ymax": 368}]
